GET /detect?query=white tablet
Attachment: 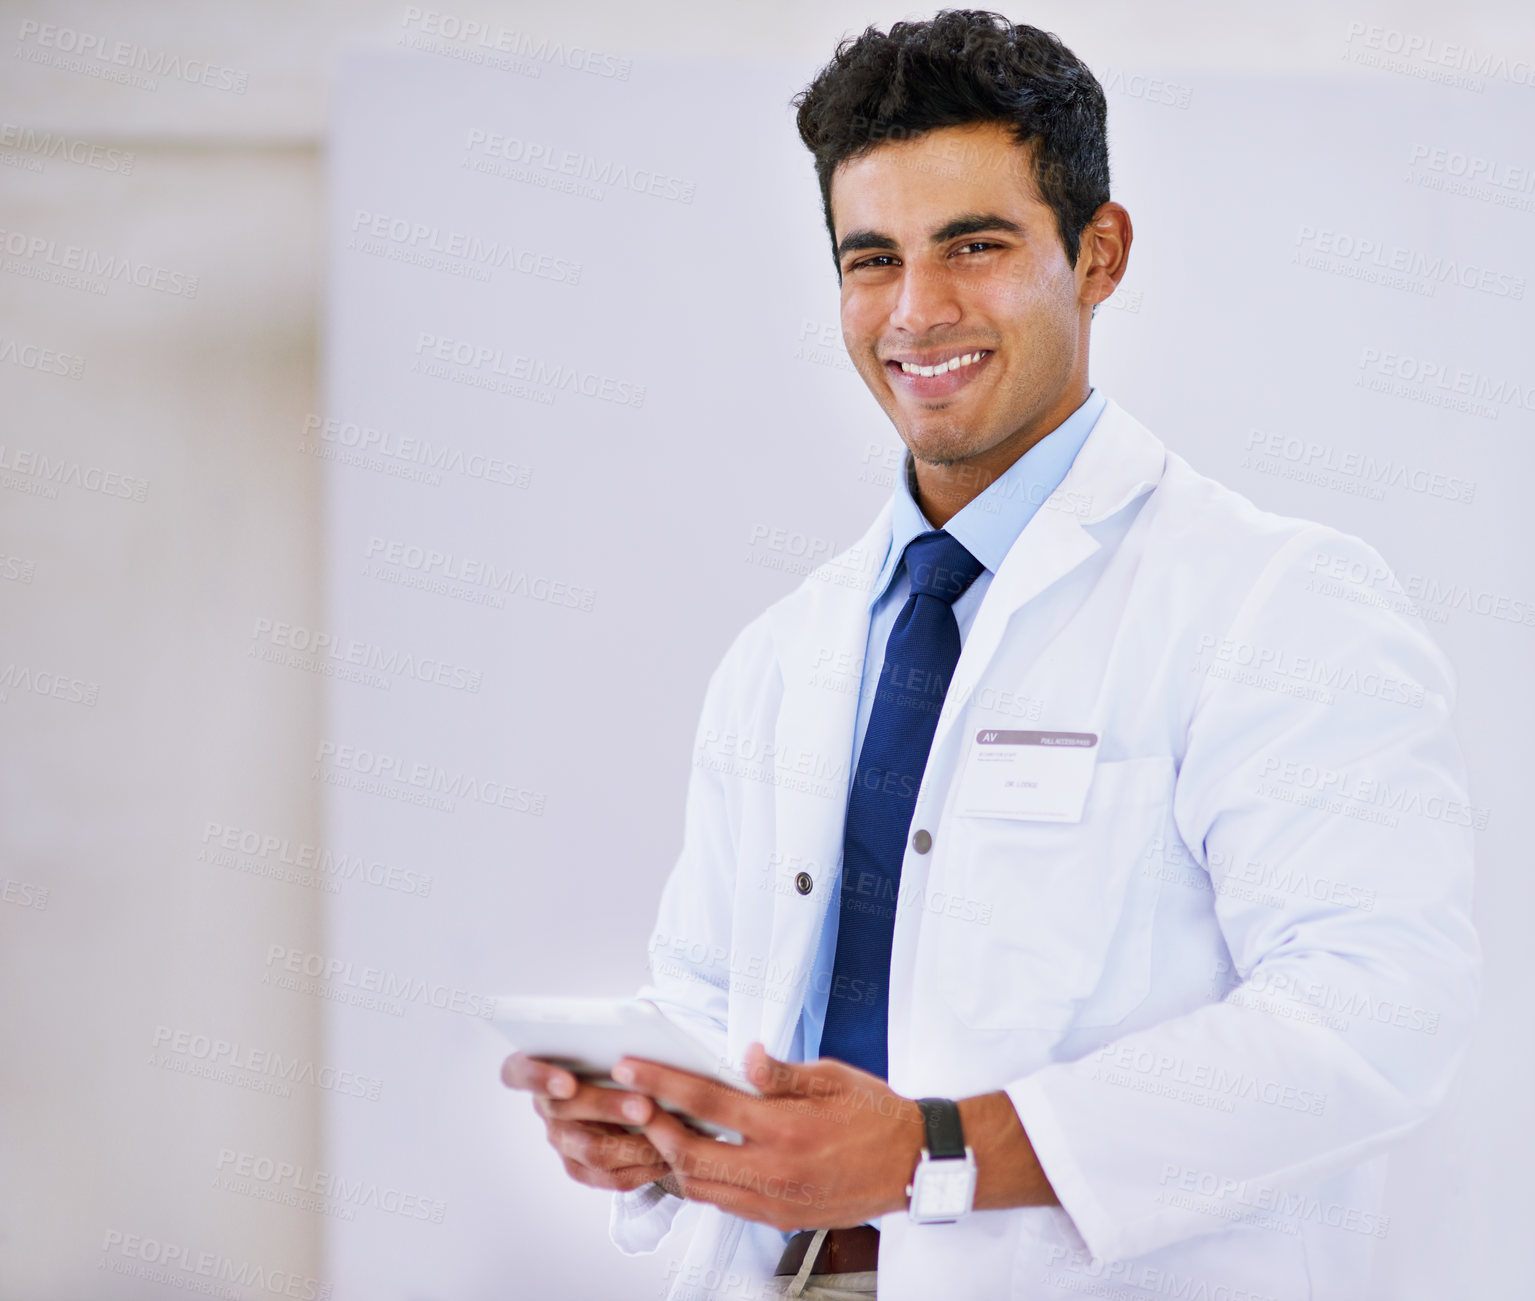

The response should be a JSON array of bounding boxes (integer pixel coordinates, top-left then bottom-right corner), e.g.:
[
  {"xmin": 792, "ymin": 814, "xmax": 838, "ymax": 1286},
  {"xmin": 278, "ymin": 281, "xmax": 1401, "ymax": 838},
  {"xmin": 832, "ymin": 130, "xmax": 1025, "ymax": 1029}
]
[{"xmin": 491, "ymin": 995, "xmax": 759, "ymax": 1142}]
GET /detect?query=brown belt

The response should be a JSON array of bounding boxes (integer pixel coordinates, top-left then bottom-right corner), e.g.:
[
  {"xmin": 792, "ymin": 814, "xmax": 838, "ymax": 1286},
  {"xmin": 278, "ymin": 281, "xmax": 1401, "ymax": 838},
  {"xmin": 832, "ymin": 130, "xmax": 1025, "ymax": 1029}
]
[{"xmin": 774, "ymin": 1225, "xmax": 880, "ymax": 1276}]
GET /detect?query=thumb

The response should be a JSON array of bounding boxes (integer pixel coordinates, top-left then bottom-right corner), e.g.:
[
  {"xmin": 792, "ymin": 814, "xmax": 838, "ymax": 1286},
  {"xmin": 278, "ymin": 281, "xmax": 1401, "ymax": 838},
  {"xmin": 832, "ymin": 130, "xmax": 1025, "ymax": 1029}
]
[{"xmin": 743, "ymin": 1041, "xmax": 800, "ymax": 1095}]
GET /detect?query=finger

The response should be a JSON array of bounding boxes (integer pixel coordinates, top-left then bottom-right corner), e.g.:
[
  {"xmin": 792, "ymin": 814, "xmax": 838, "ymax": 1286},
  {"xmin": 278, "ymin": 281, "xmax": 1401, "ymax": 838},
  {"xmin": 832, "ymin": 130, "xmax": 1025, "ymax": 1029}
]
[
  {"xmin": 614, "ymin": 1058, "xmax": 759, "ymax": 1137},
  {"xmin": 671, "ymin": 1177, "xmax": 776, "ymax": 1223},
  {"xmin": 538, "ymin": 1081, "xmax": 654, "ymax": 1126},
  {"xmin": 584, "ymin": 1124, "xmax": 665, "ymax": 1170},
  {"xmin": 742, "ymin": 1042, "xmax": 807, "ymax": 1096},
  {"xmin": 640, "ymin": 1106, "xmax": 751, "ymax": 1180},
  {"xmin": 665, "ymin": 1173, "xmax": 828, "ymax": 1233},
  {"xmin": 550, "ymin": 1119, "xmax": 664, "ymax": 1171},
  {"xmin": 560, "ymin": 1153, "xmax": 674, "ymax": 1193},
  {"xmin": 501, "ymin": 1053, "xmax": 577, "ymax": 1099},
  {"xmin": 743, "ymin": 1042, "xmax": 774, "ymax": 1091},
  {"xmin": 606, "ymin": 1163, "xmax": 676, "ymax": 1192}
]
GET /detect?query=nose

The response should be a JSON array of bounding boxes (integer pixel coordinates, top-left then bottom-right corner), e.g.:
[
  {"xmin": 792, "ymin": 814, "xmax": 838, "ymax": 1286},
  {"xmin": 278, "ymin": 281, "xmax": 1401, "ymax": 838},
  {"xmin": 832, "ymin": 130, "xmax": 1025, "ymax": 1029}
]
[{"xmin": 888, "ymin": 260, "xmax": 961, "ymax": 337}]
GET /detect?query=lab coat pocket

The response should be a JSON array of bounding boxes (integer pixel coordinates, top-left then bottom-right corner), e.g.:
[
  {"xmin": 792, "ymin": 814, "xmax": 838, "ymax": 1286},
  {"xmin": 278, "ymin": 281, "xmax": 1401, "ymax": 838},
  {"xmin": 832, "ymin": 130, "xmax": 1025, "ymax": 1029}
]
[{"xmin": 936, "ymin": 754, "xmax": 1175, "ymax": 1033}]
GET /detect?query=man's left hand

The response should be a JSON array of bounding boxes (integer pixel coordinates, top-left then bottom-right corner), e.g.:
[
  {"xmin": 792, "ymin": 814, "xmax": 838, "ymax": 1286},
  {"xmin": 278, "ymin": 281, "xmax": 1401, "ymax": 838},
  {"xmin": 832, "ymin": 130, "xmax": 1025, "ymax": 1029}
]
[{"xmin": 611, "ymin": 1043, "xmax": 925, "ymax": 1232}]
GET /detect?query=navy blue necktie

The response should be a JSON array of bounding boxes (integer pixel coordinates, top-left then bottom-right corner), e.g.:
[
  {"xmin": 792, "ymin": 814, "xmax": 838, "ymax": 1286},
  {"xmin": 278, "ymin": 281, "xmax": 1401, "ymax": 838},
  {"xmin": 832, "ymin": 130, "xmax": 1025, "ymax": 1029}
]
[{"xmin": 820, "ymin": 530, "xmax": 985, "ymax": 1079}]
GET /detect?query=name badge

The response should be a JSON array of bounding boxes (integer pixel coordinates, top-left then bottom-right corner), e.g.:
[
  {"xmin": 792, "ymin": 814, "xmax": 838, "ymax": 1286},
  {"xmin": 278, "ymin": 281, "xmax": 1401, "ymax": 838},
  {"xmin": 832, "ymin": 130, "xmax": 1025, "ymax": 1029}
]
[{"xmin": 955, "ymin": 730, "xmax": 1099, "ymax": 823}]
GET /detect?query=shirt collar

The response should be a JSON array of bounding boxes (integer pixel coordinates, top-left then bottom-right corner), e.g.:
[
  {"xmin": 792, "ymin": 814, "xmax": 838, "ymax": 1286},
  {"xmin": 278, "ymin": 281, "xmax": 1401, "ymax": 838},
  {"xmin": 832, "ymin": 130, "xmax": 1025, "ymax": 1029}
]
[{"xmin": 869, "ymin": 386, "xmax": 1109, "ymax": 607}]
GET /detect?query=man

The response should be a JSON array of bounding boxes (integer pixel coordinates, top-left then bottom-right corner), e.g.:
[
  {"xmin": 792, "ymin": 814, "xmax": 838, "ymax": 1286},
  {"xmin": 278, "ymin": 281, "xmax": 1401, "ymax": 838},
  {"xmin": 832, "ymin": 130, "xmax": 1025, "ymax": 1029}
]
[{"xmin": 503, "ymin": 12, "xmax": 1478, "ymax": 1300}]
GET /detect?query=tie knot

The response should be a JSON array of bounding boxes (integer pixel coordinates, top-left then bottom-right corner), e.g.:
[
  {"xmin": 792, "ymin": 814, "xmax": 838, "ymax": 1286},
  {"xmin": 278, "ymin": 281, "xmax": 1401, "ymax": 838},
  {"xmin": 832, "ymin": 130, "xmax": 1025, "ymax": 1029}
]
[{"xmin": 902, "ymin": 531, "xmax": 984, "ymax": 605}]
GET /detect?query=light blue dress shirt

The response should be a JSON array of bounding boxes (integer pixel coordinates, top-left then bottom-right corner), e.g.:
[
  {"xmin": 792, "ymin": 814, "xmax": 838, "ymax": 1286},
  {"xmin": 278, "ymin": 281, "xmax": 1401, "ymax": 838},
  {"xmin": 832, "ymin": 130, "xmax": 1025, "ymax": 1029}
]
[{"xmin": 792, "ymin": 385, "xmax": 1109, "ymax": 1062}]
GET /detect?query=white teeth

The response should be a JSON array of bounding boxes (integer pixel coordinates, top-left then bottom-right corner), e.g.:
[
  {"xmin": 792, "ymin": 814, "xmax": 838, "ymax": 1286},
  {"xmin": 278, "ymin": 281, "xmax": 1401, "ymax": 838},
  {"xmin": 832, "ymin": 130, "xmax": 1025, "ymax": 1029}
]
[{"xmin": 899, "ymin": 351, "xmax": 986, "ymax": 376}]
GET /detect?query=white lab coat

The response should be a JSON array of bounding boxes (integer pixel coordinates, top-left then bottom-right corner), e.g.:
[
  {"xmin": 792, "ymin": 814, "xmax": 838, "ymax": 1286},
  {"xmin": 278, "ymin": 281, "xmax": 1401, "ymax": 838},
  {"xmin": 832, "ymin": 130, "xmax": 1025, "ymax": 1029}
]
[{"xmin": 611, "ymin": 397, "xmax": 1479, "ymax": 1301}]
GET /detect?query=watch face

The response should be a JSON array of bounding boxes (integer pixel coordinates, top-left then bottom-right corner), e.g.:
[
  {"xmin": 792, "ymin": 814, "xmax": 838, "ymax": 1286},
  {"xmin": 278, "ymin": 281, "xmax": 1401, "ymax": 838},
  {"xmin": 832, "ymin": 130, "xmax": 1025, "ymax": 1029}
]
[{"xmin": 914, "ymin": 1160, "xmax": 973, "ymax": 1219}]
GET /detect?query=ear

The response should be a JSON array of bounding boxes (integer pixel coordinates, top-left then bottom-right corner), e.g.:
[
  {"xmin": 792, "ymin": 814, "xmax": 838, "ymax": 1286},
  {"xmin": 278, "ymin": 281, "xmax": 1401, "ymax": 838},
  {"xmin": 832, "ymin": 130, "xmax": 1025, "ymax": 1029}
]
[{"xmin": 1079, "ymin": 201, "xmax": 1133, "ymax": 310}]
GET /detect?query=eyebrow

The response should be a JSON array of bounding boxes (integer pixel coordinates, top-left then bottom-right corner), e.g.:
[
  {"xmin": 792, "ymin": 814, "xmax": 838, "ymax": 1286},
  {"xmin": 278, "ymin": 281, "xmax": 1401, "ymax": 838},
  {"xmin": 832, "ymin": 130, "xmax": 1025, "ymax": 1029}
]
[{"xmin": 836, "ymin": 212, "xmax": 1025, "ymax": 262}]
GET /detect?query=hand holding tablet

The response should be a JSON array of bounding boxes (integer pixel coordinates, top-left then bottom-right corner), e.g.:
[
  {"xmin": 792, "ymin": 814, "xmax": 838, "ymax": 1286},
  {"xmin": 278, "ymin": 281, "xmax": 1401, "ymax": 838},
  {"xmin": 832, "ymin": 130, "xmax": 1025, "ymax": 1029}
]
[{"xmin": 494, "ymin": 995, "xmax": 759, "ymax": 1144}]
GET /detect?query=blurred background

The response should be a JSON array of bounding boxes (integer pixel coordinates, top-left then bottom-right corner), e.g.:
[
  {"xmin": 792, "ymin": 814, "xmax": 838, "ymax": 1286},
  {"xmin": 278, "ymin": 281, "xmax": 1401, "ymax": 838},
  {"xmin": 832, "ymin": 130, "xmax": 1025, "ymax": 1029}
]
[{"xmin": 2, "ymin": 2, "xmax": 1532, "ymax": 1298}]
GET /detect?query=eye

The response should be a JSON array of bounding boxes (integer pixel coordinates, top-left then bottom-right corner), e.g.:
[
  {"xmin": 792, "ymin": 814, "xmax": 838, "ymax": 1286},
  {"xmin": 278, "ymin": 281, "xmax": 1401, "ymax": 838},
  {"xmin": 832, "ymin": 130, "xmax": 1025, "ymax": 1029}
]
[
  {"xmin": 953, "ymin": 240, "xmax": 1001, "ymax": 256},
  {"xmin": 846, "ymin": 254, "xmax": 900, "ymax": 274}
]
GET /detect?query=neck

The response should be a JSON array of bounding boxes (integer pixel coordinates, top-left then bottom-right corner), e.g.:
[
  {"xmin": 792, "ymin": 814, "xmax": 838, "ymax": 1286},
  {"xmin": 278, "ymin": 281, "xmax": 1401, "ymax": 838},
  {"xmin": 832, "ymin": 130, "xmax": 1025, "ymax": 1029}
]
[{"xmin": 911, "ymin": 377, "xmax": 1090, "ymax": 529}]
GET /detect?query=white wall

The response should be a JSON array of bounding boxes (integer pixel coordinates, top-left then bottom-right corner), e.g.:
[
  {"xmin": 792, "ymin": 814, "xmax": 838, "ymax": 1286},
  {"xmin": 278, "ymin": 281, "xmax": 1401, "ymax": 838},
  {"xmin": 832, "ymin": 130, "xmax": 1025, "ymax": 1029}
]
[
  {"xmin": 2, "ymin": 3, "xmax": 1532, "ymax": 1299},
  {"xmin": 0, "ymin": 139, "xmax": 329, "ymax": 1293}
]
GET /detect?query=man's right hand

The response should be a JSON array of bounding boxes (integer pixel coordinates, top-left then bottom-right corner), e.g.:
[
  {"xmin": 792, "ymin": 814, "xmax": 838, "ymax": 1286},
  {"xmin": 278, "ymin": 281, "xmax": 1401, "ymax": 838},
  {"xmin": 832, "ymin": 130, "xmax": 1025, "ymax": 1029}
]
[{"xmin": 501, "ymin": 1052, "xmax": 678, "ymax": 1194}]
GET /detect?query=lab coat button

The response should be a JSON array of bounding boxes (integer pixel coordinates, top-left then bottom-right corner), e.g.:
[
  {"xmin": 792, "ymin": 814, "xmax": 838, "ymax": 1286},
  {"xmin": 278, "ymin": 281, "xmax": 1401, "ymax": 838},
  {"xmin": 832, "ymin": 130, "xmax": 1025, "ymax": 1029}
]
[
  {"xmin": 912, "ymin": 829, "xmax": 933, "ymax": 854},
  {"xmin": 794, "ymin": 871, "xmax": 813, "ymax": 895}
]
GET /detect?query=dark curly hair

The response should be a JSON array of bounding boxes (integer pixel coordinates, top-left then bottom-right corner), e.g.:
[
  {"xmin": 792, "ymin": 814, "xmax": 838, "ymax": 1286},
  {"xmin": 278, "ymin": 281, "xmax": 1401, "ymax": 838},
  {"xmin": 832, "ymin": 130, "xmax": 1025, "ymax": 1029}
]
[{"xmin": 793, "ymin": 10, "xmax": 1110, "ymax": 276}]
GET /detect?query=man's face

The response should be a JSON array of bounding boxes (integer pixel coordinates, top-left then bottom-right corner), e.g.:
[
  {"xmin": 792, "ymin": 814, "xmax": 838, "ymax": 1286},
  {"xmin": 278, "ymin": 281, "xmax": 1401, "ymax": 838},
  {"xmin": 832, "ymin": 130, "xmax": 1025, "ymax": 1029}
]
[{"xmin": 831, "ymin": 121, "xmax": 1087, "ymax": 469}]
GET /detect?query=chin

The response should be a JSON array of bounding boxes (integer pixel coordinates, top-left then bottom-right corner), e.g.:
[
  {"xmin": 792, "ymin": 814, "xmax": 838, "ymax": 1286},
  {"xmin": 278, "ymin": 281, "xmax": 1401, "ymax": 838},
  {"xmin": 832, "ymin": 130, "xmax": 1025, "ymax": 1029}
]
[{"xmin": 901, "ymin": 425, "xmax": 990, "ymax": 468}]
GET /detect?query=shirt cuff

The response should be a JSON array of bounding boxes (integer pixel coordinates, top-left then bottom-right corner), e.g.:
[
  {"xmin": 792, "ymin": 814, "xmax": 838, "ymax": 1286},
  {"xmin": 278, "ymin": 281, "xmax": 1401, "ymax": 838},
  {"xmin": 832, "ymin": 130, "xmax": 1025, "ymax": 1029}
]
[
  {"xmin": 1006, "ymin": 1072, "xmax": 1117, "ymax": 1259},
  {"xmin": 609, "ymin": 1181, "xmax": 684, "ymax": 1256}
]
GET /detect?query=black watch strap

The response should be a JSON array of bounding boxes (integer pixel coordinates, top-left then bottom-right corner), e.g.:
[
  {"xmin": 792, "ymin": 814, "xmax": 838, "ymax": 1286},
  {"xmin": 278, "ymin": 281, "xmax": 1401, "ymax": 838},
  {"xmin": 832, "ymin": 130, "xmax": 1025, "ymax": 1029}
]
[{"xmin": 915, "ymin": 1097, "xmax": 965, "ymax": 1158}]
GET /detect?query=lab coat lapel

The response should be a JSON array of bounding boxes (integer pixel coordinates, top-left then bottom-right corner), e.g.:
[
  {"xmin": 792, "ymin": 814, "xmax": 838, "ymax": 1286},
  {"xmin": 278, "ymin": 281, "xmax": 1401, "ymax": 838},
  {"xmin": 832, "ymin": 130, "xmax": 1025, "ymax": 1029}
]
[
  {"xmin": 931, "ymin": 398, "xmax": 1167, "ymax": 754},
  {"xmin": 759, "ymin": 501, "xmax": 891, "ymax": 1056}
]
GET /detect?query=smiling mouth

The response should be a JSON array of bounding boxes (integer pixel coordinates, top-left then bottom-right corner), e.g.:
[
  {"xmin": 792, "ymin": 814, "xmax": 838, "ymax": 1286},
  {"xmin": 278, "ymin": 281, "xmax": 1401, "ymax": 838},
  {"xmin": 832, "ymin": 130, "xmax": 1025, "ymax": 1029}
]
[
  {"xmin": 884, "ymin": 348, "xmax": 994, "ymax": 397},
  {"xmin": 887, "ymin": 349, "xmax": 991, "ymax": 377}
]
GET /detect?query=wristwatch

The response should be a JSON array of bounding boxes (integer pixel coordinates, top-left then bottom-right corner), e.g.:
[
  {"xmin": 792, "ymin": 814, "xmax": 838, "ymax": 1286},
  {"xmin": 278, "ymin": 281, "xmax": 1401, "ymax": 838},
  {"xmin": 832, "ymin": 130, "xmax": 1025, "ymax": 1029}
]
[{"xmin": 905, "ymin": 1097, "xmax": 977, "ymax": 1223}]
